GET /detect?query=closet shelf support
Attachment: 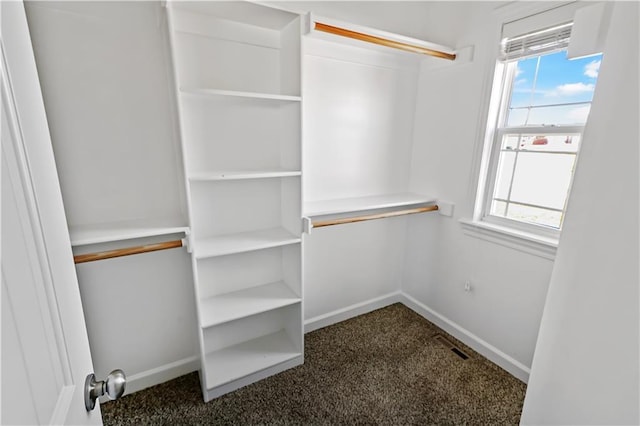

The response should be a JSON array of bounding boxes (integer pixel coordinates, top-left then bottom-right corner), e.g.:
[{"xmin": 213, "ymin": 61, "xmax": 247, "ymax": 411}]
[
  {"xmin": 310, "ymin": 204, "xmax": 439, "ymax": 230},
  {"xmin": 73, "ymin": 239, "xmax": 185, "ymax": 264},
  {"xmin": 313, "ymin": 22, "xmax": 456, "ymax": 60}
]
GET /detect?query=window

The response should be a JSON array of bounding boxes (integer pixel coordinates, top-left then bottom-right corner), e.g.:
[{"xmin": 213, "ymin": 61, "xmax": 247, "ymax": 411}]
[{"xmin": 479, "ymin": 22, "xmax": 603, "ymax": 236}]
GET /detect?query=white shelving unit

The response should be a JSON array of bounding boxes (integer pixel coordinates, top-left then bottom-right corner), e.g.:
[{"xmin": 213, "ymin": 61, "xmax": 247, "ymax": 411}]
[{"xmin": 166, "ymin": 1, "xmax": 303, "ymax": 401}]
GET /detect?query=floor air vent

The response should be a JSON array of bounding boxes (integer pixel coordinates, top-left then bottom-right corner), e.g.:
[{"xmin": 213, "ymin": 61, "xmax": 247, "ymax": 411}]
[{"xmin": 433, "ymin": 334, "xmax": 469, "ymax": 360}]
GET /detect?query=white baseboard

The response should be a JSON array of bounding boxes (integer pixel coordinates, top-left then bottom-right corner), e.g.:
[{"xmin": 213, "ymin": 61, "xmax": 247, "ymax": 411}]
[
  {"xmin": 119, "ymin": 293, "xmax": 529, "ymax": 398},
  {"xmin": 304, "ymin": 291, "xmax": 402, "ymax": 333},
  {"xmin": 122, "ymin": 355, "xmax": 199, "ymax": 396},
  {"xmin": 400, "ymin": 292, "xmax": 530, "ymax": 383}
]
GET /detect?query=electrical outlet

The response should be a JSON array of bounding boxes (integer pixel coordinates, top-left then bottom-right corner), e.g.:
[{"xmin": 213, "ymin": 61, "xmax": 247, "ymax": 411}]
[{"xmin": 464, "ymin": 280, "xmax": 471, "ymax": 292}]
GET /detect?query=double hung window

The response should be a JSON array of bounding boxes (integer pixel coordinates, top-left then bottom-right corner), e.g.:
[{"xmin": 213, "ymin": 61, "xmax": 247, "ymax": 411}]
[{"xmin": 479, "ymin": 22, "xmax": 603, "ymax": 236}]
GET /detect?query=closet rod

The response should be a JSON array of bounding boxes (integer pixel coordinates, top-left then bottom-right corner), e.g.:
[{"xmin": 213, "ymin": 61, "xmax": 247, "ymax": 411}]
[
  {"xmin": 314, "ymin": 22, "xmax": 456, "ymax": 61},
  {"xmin": 73, "ymin": 240, "xmax": 184, "ymax": 264},
  {"xmin": 312, "ymin": 205, "xmax": 439, "ymax": 228}
]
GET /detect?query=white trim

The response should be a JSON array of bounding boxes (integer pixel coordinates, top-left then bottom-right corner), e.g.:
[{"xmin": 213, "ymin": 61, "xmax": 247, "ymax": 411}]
[
  {"xmin": 459, "ymin": 218, "xmax": 557, "ymax": 260},
  {"xmin": 49, "ymin": 385, "xmax": 74, "ymax": 425},
  {"xmin": 469, "ymin": 2, "xmax": 590, "ymax": 235},
  {"xmin": 495, "ymin": 2, "xmax": 579, "ymax": 30},
  {"xmin": 108, "ymin": 292, "xmax": 533, "ymax": 397},
  {"xmin": 119, "ymin": 355, "xmax": 199, "ymax": 397},
  {"xmin": 304, "ymin": 292, "xmax": 401, "ymax": 333},
  {"xmin": 470, "ymin": 58, "xmax": 508, "ymax": 222},
  {"xmin": 481, "ymin": 61, "xmax": 516, "ymax": 223},
  {"xmin": 477, "ymin": 29, "xmax": 593, "ymax": 235},
  {"xmin": 400, "ymin": 293, "xmax": 531, "ymax": 383}
]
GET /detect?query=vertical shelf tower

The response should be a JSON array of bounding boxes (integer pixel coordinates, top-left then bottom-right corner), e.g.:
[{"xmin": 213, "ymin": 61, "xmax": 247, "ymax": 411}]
[{"xmin": 165, "ymin": 1, "xmax": 303, "ymax": 401}]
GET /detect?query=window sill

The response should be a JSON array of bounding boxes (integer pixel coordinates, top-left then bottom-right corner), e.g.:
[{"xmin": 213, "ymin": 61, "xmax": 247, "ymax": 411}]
[{"xmin": 459, "ymin": 218, "xmax": 558, "ymax": 260}]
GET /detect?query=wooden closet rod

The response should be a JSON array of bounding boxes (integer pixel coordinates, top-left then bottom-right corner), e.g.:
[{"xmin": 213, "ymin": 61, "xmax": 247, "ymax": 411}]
[
  {"xmin": 314, "ymin": 22, "xmax": 456, "ymax": 61},
  {"xmin": 74, "ymin": 239, "xmax": 184, "ymax": 264},
  {"xmin": 312, "ymin": 205, "xmax": 439, "ymax": 228}
]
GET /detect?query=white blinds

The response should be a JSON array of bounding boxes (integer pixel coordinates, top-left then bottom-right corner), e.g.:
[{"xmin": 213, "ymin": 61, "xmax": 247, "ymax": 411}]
[{"xmin": 500, "ymin": 22, "xmax": 573, "ymax": 61}]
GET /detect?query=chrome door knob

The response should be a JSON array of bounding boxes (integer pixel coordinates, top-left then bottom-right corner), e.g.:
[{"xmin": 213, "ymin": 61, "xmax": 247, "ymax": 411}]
[{"xmin": 84, "ymin": 369, "xmax": 126, "ymax": 411}]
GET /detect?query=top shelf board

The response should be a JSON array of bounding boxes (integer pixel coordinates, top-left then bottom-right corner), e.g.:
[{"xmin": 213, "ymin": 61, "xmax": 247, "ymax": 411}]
[
  {"xmin": 69, "ymin": 218, "xmax": 189, "ymax": 246},
  {"xmin": 180, "ymin": 88, "xmax": 301, "ymax": 102},
  {"xmin": 305, "ymin": 13, "xmax": 457, "ymax": 61},
  {"xmin": 304, "ymin": 193, "xmax": 437, "ymax": 217},
  {"xmin": 168, "ymin": 1, "xmax": 300, "ymax": 31}
]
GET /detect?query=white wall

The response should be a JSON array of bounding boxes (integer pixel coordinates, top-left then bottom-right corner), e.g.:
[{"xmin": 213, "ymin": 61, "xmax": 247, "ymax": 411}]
[
  {"xmin": 25, "ymin": 1, "xmax": 198, "ymax": 394},
  {"xmin": 25, "ymin": 2, "xmax": 186, "ymax": 228},
  {"xmin": 302, "ymin": 36, "xmax": 419, "ymax": 328},
  {"xmin": 403, "ymin": 1, "xmax": 552, "ymax": 380},
  {"xmin": 521, "ymin": 3, "xmax": 639, "ymax": 423},
  {"xmin": 74, "ymin": 246, "xmax": 197, "ymax": 395}
]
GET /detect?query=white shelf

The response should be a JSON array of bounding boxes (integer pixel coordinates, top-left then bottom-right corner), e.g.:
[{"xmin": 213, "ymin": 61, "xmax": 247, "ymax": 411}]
[
  {"xmin": 168, "ymin": 0, "xmax": 303, "ymax": 400},
  {"xmin": 170, "ymin": 1, "xmax": 299, "ymax": 31},
  {"xmin": 304, "ymin": 193, "xmax": 437, "ymax": 217},
  {"xmin": 189, "ymin": 170, "xmax": 301, "ymax": 181},
  {"xmin": 199, "ymin": 281, "xmax": 300, "ymax": 328},
  {"xmin": 204, "ymin": 330, "xmax": 300, "ymax": 388},
  {"xmin": 194, "ymin": 228, "xmax": 300, "ymax": 259},
  {"xmin": 69, "ymin": 218, "xmax": 189, "ymax": 246},
  {"xmin": 306, "ymin": 13, "xmax": 456, "ymax": 61},
  {"xmin": 180, "ymin": 88, "xmax": 301, "ymax": 102}
]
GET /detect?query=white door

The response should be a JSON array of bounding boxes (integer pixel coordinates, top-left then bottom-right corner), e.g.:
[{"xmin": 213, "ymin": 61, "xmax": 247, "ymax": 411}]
[{"xmin": 1, "ymin": 1, "xmax": 108, "ymax": 424}]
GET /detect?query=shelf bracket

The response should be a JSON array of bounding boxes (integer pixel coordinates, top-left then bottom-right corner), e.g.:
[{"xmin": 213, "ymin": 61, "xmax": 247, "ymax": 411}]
[
  {"xmin": 182, "ymin": 229, "xmax": 193, "ymax": 253},
  {"xmin": 302, "ymin": 217, "xmax": 313, "ymax": 234}
]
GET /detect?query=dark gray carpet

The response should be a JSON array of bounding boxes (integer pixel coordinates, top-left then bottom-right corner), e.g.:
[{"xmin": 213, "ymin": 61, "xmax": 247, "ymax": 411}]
[{"xmin": 102, "ymin": 304, "xmax": 526, "ymax": 425}]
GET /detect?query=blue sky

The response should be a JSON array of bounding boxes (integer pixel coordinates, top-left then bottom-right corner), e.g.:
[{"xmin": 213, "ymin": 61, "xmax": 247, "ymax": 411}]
[{"xmin": 508, "ymin": 51, "xmax": 603, "ymax": 126}]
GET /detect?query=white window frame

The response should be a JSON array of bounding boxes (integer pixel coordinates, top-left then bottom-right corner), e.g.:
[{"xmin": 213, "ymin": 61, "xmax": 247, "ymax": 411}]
[
  {"xmin": 462, "ymin": 2, "xmax": 601, "ymax": 258},
  {"xmin": 479, "ymin": 50, "xmax": 588, "ymax": 240}
]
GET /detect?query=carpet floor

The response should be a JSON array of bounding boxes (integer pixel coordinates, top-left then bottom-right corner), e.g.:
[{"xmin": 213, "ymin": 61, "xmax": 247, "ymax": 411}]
[{"xmin": 101, "ymin": 304, "xmax": 526, "ymax": 425}]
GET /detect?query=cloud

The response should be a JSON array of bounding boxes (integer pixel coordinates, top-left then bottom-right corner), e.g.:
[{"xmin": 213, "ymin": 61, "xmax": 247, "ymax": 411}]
[
  {"xmin": 549, "ymin": 82, "xmax": 595, "ymax": 97},
  {"xmin": 584, "ymin": 60, "xmax": 601, "ymax": 78},
  {"xmin": 514, "ymin": 78, "xmax": 527, "ymax": 86},
  {"xmin": 515, "ymin": 66, "xmax": 524, "ymax": 77}
]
